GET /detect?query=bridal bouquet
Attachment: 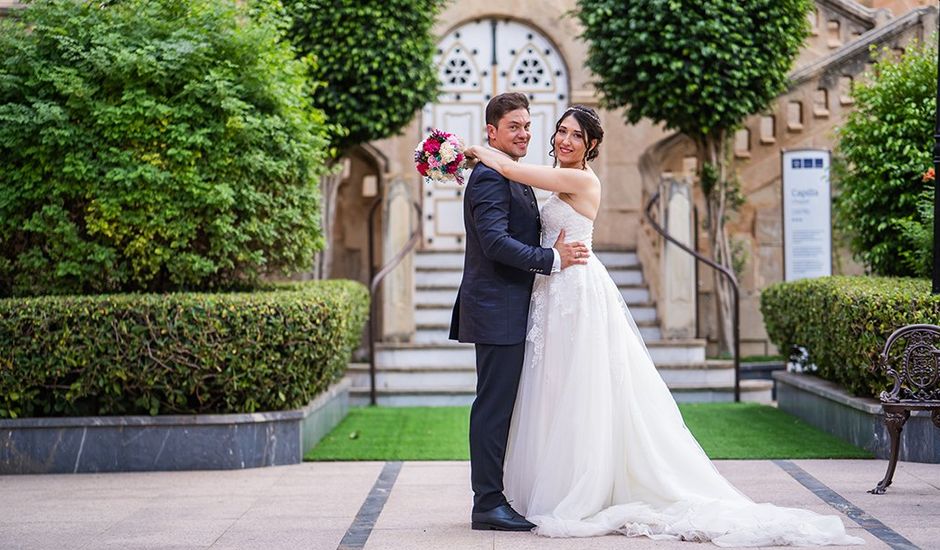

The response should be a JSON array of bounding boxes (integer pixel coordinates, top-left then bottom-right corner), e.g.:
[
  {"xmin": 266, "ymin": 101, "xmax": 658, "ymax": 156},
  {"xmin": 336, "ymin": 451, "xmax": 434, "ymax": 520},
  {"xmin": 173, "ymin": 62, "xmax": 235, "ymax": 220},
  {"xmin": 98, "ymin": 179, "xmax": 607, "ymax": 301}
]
[{"xmin": 414, "ymin": 129, "xmax": 467, "ymax": 185}]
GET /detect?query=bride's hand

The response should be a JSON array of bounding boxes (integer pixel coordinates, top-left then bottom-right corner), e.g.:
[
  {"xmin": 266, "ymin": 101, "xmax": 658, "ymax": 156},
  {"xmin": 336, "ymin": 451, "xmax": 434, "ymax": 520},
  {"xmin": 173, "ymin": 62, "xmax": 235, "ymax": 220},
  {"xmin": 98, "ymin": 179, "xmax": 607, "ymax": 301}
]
[
  {"xmin": 464, "ymin": 145, "xmax": 482, "ymax": 160},
  {"xmin": 465, "ymin": 145, "xmax": 511, "ymax": 172}
]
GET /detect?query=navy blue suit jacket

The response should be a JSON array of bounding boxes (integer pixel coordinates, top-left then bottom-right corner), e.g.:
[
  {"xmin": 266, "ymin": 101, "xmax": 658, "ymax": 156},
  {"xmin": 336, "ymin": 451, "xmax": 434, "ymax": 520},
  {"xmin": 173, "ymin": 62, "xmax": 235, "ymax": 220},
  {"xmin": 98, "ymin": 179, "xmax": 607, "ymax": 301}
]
[{"xmin": 449, "ymin": 162, "xmax": 554, "ymax": 345}]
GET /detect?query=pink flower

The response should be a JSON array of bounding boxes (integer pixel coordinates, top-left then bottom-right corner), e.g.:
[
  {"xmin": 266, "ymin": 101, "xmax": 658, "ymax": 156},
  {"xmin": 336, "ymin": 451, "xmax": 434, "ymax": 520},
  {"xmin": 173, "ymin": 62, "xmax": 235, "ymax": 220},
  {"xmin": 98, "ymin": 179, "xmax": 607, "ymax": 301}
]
[{"xmin": 424, "ymin": 139, "xmax": 440, "ymax": 154}]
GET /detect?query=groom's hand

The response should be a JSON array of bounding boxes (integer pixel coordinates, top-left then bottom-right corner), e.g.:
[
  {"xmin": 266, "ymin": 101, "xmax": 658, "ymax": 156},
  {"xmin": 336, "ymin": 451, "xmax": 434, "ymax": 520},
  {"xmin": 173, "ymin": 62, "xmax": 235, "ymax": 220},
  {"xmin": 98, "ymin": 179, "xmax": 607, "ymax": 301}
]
[{"xmin": 554, "ymin": 229, "xmax": 590, "ymax": 269}]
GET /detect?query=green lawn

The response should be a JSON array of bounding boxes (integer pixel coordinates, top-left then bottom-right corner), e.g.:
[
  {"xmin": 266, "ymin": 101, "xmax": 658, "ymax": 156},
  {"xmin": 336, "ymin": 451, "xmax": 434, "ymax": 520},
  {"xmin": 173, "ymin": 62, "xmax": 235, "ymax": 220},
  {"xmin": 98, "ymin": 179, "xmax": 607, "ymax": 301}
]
[{"xmin": 305, "ymin": 403, "xmax": 872, "ymax": 461}]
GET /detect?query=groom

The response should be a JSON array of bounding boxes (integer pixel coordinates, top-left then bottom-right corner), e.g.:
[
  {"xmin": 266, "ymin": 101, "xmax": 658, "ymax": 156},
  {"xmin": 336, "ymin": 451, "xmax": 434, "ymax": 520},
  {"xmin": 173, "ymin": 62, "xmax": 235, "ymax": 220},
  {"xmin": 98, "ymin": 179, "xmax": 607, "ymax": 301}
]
[{"xmin": 449, "ymin": 92, "xmax": 589, "ymax": 531}]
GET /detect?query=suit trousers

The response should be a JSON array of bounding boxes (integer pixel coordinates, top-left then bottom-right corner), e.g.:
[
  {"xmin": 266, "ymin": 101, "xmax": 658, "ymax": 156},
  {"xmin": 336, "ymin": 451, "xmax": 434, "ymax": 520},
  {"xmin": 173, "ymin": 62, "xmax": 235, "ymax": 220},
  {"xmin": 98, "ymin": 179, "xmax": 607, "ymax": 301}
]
[{"xmin": 469, "ymin": 341, "xmax": 526, "ymax": 513}]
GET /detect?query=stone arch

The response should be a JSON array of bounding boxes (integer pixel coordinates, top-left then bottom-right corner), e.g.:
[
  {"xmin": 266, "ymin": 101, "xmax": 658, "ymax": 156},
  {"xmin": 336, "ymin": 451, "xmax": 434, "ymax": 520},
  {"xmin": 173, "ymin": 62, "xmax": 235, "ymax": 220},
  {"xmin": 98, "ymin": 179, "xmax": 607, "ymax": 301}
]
[{"xmin": 329, "ymin": 144, "xmax": 388, "ymax": 286}]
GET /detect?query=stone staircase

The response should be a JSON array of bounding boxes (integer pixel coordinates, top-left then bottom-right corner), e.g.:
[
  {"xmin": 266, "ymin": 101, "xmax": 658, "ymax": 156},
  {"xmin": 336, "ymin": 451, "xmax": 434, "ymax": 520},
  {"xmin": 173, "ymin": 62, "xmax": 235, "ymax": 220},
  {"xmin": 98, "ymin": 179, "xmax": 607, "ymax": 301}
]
[{"xmin": 348, "ymin": 250, "xmax": 773, "ymax": 406}]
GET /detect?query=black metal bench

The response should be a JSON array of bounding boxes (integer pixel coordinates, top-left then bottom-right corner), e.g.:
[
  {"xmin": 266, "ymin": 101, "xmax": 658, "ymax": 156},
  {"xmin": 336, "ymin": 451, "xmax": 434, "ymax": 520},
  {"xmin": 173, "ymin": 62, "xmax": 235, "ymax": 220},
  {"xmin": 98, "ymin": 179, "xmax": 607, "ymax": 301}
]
[{"xmin": 869, "ymin": 324, "xmax": 940, "ymax": 494}]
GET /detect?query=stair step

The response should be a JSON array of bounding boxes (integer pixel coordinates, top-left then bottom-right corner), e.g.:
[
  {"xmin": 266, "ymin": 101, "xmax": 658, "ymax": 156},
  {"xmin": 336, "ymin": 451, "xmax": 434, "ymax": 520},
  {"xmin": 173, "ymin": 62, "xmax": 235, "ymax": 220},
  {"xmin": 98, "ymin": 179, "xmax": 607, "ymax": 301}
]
[
  {"xmin": 415, "ymin": 271, "xmax": 463, "ymax": 287},
  {"xmin": 415, "ymin": 289, "xmax": 459, "ymax": 307},
  {"xmin": 345, "ymin": 375, "xmax": 772, "ymax": 406},
  {"xmin": 620, "ymin": 287, "xmax": 650, "ymax": 303},
  {"xmin": 608, "ymin": 269, "xmax": 644, "ymax": 286},
  {"xmin": 412, "ymin": 324, "xmax": 661, "ymax": 344},
  {"xmin": 626, "ymin": 305, "xmax": 657, "ymax": 323},
  {"xmin": 414, "ymin": 250, "xmax": 639, "ymax": 270},
  {"xmin": 347, "ymin": 364, "xmax": 477, "ymax": 390},
  {"xmin": 349, "ymin": 361, "xmax": 737, "ymax": 389},
  {"xmin": 595, "ymin": 250, "xmax": 639, "ymax": 268},
  {"xmin": 375, "ymin": 339, "xmax": 706, "ymax": 368},
  {"xmin": 415, "ymin": 252, "xmax": 465, "ymax": 270},
  {"xmin": 671, "ymin": 380, "xmax": 775, "ymax": 404},
  {"xmin": 415, "ymin": 266, "xmax": 643, "ymax": 288},
  {"xmin": 375, "ymin": 343, "xmax": 475, "ymax": 368},
  {"xmin": 656, "ymin": 361, "xmax": 736, "ymax": 386},
  {"xmin": 348, "ymin": 385, "xmax": 476, "ymax": 407},
  {"xmin": 415, "ymin": 308, "xmax": 453, "ymax": 325},
  {"xmin": 644, "ymin": 339, "xmax": 707, "ymax": 364},
  {"xmin": 414, "ymin": 289, "xmax": 656, "ymax": 310}
]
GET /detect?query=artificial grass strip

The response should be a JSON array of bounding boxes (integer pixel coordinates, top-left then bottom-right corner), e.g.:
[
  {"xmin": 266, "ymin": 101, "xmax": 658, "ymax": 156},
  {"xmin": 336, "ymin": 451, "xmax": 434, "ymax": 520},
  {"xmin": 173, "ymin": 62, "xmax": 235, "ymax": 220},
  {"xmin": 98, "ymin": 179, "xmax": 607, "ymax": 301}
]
[
  {"xmin": 307, "ymin": 406, "xmax": 471, "ymax": 461},
  {"xmin": 305, "ymin": 403, "xmax": 872, "ymax": 461},
  {"xmin": 678, "ymin": 403, "xmax": 872, "ymax": 459}
]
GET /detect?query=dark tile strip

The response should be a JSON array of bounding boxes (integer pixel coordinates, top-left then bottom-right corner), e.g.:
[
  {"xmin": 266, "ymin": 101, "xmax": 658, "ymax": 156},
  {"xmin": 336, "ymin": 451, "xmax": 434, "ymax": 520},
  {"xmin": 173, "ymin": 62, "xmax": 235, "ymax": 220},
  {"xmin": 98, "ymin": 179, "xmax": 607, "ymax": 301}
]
[
  {"xmin": 774, "ymin": 460, "xmax": 920, "ymax": 550},
  {"xmin": 337, "ymin": 461, "xmax": 403, "ymax": 550}
]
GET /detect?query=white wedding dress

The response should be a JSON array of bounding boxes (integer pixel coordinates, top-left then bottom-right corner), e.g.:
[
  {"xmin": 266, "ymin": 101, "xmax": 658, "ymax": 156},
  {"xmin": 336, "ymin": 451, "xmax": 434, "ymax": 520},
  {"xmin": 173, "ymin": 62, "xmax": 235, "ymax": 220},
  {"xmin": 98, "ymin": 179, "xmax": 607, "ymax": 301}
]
[{"xmin": 503, "ymin": 194, "xmax": 863, "ymax": 547}]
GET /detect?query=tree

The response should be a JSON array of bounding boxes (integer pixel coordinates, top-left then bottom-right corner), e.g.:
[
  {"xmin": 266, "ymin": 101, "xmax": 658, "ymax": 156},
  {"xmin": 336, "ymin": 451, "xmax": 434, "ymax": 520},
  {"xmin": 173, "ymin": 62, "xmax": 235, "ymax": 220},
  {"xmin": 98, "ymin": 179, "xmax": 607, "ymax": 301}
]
[
  {"xmin": 576, "ymin": 0, "xmax": 812, "ymax": 353},
  {"xmin": 0, "ymin": 0, "xmax": 330, "ymax": 297},
  {"xmin": 285, "ymin": 0, "xmax": 443, "ymax": 278},
  {"xmin": 833, "ymin": 41, "xmax": 937, "ymax": 278}
]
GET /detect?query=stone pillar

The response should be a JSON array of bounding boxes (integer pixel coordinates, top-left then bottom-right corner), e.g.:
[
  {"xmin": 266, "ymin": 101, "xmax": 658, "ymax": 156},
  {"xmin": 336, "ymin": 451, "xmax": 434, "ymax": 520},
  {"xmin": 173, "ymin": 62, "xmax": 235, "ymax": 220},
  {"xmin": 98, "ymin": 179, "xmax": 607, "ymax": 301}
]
[
  {"xmin": 381, "ymin": 177, "xmax": 416, "ymax": 342},
  {"xmin": 661, "ymin": 180, "xmax": 697, "ymax": 339}
]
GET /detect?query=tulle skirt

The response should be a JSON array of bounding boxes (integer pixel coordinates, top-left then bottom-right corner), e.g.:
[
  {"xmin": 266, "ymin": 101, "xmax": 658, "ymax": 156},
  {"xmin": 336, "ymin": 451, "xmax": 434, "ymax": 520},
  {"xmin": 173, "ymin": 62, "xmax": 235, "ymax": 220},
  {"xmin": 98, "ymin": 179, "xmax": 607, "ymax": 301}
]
[{"xmin": 503, "ymin": 257, "xmax": 863, "ymax": 547}]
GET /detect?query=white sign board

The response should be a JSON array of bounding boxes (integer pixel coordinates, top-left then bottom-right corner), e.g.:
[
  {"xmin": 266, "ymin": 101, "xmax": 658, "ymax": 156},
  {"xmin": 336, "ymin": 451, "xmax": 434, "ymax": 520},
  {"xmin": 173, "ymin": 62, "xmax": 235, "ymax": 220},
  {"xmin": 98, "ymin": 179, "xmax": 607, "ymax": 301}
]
[{"xmin": 781, "ymin": 150, "xmax": 832, "ymax": 281}]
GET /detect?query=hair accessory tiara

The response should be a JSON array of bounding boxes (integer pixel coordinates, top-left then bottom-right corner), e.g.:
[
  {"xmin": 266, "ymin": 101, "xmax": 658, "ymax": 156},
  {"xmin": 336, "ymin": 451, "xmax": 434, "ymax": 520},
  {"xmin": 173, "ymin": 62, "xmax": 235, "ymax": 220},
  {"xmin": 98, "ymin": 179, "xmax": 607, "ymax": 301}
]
[{"xmin": 566, "ymin": 105, "xmax": 600, "ymax": 123}]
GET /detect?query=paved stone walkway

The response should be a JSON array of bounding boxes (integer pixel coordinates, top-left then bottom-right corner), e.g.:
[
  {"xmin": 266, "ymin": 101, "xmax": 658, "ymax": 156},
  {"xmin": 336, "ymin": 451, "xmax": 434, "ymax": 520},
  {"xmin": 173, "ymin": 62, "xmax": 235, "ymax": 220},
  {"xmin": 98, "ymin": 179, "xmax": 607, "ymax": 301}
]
[{"xmin": 1, "ymin": 459, "xmax": 937, "ymax": 549}]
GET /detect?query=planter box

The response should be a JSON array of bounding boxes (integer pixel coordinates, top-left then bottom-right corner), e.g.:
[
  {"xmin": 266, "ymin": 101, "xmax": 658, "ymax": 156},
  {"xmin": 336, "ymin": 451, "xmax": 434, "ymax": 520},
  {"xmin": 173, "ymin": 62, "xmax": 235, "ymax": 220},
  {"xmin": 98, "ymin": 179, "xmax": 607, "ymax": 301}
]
[
  {"xmin": 0, "ymin": 378, "xmax": 349, "ymax": 474},
  {"xmin": 774, "ymin": 371, "xmax": 940, "ymax": 463}
]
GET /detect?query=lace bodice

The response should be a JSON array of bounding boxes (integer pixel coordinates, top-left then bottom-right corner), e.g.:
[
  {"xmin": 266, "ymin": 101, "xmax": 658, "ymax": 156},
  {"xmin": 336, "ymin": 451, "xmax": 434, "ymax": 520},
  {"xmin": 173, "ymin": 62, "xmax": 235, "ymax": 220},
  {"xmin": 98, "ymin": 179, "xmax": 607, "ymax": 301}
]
[{"xmin": 540, "ymin": 194, "xmax": 593, "ymax": 250}]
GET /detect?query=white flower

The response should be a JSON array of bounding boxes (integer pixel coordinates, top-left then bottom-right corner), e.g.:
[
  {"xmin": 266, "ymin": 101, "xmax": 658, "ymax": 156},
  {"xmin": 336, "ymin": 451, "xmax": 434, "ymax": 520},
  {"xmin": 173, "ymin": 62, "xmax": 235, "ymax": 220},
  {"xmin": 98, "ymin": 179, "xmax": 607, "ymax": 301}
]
[{"xmin": 439, "ymin": 141, "xmax": 456, "ymax": 163}]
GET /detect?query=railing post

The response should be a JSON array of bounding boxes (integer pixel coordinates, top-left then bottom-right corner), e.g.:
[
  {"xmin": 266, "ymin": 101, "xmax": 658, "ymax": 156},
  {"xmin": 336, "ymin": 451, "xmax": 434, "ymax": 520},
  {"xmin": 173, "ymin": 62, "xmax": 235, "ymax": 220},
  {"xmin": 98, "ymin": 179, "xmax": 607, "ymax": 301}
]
[
  {"xmin": 366, "ymin": 197, "xmax": 423, "ymax": 407},
  {"xmin": 367, "ymin": 198, "xmax": 382, "ymax": 406},
  {"xmin": 932, "ymin": 17, "xmax": 940, "ymax": 294},
  {"xmin": 645, "ymin": 188, "xmax": 741, "ymax": 402}
]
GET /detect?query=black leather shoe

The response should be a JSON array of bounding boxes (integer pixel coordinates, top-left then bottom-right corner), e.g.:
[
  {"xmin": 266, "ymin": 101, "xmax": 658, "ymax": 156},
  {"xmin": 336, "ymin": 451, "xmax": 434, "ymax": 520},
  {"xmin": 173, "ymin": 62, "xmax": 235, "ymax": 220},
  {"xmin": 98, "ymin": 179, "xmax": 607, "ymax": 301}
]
[{"xmin": 471, "ymin": 504, "xmax": 535, "ymax": 531}]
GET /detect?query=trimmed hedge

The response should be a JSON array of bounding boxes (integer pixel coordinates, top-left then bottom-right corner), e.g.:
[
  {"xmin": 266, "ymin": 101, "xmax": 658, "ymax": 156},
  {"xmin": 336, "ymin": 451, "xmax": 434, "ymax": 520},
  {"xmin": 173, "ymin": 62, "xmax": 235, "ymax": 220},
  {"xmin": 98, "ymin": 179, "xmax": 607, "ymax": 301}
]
[
  {"xmin": 761, "ymin": 276, "xmax": 940, "ymax": 397},
  {"xmin": 0, "ymin": 280, "xmax": 368, "ymax": 418}
]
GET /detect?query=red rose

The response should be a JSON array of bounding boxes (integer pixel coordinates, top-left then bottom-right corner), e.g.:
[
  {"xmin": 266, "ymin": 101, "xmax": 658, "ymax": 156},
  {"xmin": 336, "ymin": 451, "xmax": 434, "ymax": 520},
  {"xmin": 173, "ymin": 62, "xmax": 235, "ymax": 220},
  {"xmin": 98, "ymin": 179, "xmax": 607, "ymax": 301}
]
[
  {"xmin": 417, "ymin": 162, "xmax": 430, "ymax": 175},
  {"xmin": 446, "ymin": 162, "xmax": 459, "ymax": 174},
  {"xmin": 424, "ymin": 138, "xmax": 440, "ymax": 154}
]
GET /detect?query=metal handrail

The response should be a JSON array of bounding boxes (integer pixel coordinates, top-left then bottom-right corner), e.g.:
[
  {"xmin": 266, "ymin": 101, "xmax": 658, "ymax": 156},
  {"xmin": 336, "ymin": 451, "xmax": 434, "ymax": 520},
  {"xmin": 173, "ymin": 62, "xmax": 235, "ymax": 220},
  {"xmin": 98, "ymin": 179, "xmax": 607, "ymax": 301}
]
[
  {"xmin": 366, "ymin": 197, "xmax": 423, "ymax": 406},
  {"xmin": 644, "ymin": 188, "xmax": 741, "ymax": 402}
]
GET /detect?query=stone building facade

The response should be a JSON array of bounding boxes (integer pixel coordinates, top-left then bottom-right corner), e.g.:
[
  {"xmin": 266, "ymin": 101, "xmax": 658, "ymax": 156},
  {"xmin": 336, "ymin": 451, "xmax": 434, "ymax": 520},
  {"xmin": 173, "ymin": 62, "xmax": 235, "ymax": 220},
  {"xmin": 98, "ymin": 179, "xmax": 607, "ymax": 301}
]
[
  {"xmin": 340, "ymin": 0, "xmax": 938, "ymax": 365},
  {"xmin": 2, "ymin": 0, "xmax": 937, "ymax": 401}
]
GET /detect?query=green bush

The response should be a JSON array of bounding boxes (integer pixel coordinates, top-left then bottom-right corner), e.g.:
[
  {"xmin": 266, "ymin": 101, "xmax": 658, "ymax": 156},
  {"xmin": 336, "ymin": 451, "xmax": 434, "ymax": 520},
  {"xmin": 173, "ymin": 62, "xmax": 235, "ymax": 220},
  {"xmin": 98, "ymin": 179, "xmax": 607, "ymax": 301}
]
[
  {"xmin": 833, "ymin": 40, "xmax": 937, "ymax": 276},
  {"xmin": 0, "ymin": 280, "xmax": 369, "ymax": 418},
  {"xmin": 284, "ymin": 0, "xmax": 443, "ymax": 155},
  {"xmin": 0, "ymin": 0, "xmax": 329, "ymax": 297},
  {"xmin": 760, "ymin": 276, "xmax": 940, "ymax": 397},
  {"xmin": 895, "ymin": 185, "xmax": 934, "ymax": 278}
]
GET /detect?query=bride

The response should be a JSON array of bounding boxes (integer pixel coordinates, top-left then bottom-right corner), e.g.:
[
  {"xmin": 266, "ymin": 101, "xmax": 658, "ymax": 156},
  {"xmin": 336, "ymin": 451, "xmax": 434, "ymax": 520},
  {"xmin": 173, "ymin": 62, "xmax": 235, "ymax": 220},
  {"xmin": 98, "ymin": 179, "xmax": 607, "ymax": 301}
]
[{"xmin": 463, "ymin": 105, "xmax": 863, "ymax": 547}]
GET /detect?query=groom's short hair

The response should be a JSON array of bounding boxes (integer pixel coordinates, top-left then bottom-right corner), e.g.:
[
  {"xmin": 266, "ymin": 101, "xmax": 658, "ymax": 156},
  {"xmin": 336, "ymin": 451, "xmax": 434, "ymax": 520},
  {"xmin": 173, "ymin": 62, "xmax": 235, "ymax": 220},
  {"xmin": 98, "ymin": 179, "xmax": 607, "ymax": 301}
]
[{"xmin": 486, "ymin": 93, "xmax": 529, "ymax": 128}]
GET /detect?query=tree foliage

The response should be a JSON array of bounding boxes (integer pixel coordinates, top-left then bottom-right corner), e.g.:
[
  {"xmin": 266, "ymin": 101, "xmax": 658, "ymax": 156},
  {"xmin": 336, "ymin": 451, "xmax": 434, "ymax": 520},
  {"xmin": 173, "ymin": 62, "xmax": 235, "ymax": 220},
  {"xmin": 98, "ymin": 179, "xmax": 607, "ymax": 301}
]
[
  {"xmin": 576, "ymin": 0, "xmax": 812, "ymax": 140},
  {"xmin": 576, "ymin": 0, "xmax": 811, "ymax": 352},
  {"xmin": 0, "ymin": 0, "xmax": 329, "ymax": 297},
  {"xmin": 285, "ymin": 0, "xmax": 443, "ymax": 156},
  {"xmin": 833, "ymin": 42, "xmax": 937, "ymax": 277}
]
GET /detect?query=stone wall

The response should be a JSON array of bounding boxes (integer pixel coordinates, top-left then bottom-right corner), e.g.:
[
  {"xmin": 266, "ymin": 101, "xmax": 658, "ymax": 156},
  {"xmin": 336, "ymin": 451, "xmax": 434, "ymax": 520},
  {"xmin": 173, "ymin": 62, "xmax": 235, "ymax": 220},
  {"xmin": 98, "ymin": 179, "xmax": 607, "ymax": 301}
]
[{"xmin": 647, "ymin": 3, "xmax": 937, "ymax": 356}]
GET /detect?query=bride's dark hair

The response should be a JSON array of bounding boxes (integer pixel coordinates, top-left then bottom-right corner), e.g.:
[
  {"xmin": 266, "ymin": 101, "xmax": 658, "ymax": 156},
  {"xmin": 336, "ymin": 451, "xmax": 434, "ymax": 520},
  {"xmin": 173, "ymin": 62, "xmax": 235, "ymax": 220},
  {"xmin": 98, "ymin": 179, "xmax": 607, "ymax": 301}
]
[{"xmin": 549, "ymin": 105, "xmax": 604, "ymax": 169}]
